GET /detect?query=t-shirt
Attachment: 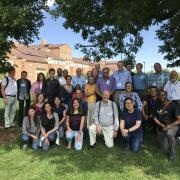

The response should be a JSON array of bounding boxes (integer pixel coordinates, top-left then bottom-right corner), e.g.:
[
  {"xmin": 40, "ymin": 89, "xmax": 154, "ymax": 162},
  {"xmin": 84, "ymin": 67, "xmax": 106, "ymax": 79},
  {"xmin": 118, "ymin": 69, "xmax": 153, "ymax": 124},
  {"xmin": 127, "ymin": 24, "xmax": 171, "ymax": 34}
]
[
  {"xmin": 52, "ymin": 105, "xmax": 66, "ymax": 121},
  {"xmin": 154, "ymin": 101, "xmax": 179, "ymax": 125},
  {"xmin": 121, "ymin": 109, "xmax": 142, "ymax": 134}
]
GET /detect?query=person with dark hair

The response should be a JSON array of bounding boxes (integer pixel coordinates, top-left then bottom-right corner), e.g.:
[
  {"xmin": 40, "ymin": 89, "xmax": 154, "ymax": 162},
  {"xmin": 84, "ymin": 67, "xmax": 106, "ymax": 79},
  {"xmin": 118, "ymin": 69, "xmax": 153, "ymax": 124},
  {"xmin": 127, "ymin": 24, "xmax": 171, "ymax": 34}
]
[
  {"xmin": 32, "ymin": 93, "xmax": 45, "ymax": 115},
  {"xmin": 72, "ymin": 84, "xmax": 84, "ymax": 99},
  {"xmin": 42, "ymin": 68, "xmax": 61, "ymax": 105},
  {"xmin": 94, "ymin": 63, "xmax": 103, "ymax": 78},
  {"xmin": 72, "ymin": 68, "xmax": 86, "ymax": 89},
  {"xmin": 61, "ymin": 75, "xmax": 73, "ymax": 105},
  {"xmin": 52, "ymin": 96, "xmax": 66, "ymax": 144},
  {"xmin": 40, "ymin": 102, "xmax": 59, "ymax": 151},
  {"xmin": 32, "ymin": 72, "xmax": 45, "ymax": 99},
  {"xmin": 22, "ymin": 106, "xmax": 40, "ymax": 150},
  {"xmin": 120, "ymin": 97, "xmax": 143, "ymax": 153},
  {"xmin": 1, "ymin": 66, "xmax": 17, "ymax": 128},
  {"xmin": 119, "ymin": 82, "xmax": 142, "ymax": 111},
  {"xmin": 55, "ymin": 68, "xmax": 63, "ymax": 80},
  {"xmin": 17, "ymin": 71, "xmax": 31, "ymax": 126},
  {"xmin": 125, "ymin": 63, "xmax": 135, "ymax": 77},
  {"xmin": 66, "ymin": 98, "xmax": 85, "ymax": 150},
  {"xmin": 58, "ymin": 69, "xmax": 68, "ymax": 86},
  {"xmin": 91, "ymin": 68, "xmax": 98, "ymax": 83},
  {"xmin": 153, "ymin": 90, "xmax": 180, "ymax": 161}
]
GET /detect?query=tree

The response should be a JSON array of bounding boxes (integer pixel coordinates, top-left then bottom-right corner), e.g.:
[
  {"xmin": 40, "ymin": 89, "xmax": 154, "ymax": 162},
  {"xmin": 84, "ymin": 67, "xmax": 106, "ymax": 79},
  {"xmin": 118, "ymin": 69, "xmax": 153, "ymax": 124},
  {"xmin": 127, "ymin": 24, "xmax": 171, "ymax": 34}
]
[
  {"xmin": 51, "ymin": 0, "xmax": 180, "ymax": 67},
  {"xmin": 0, "ymin": 0, "xmax": 48, "ymax": 71}
]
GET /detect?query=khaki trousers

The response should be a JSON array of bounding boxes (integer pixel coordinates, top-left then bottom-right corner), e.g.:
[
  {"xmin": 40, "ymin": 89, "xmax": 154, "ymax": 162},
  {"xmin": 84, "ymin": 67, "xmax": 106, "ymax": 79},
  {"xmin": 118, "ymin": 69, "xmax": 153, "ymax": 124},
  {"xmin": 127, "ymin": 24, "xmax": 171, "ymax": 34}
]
[{"xmin": 87, "ymin": 102, "xmax": 96, "ymax": 129}]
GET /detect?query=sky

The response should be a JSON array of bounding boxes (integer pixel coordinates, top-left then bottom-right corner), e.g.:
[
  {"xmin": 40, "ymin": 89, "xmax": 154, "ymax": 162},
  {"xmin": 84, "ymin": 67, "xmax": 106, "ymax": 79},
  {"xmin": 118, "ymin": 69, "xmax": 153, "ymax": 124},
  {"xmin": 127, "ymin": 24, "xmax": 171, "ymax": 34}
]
[{"xmin": 33, "ymin": 1, "xmax": 179, "ymax": 72}]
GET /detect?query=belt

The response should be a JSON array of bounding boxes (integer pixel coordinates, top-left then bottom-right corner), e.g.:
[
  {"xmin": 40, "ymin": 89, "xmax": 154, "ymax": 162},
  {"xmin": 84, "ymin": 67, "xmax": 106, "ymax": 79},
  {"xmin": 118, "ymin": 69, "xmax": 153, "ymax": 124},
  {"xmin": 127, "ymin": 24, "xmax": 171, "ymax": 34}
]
[
  {"xmin": 6, "ymin": 95, "xmax": 16, "ymax": 97},
  {"xmin": 115, "ymin": 89, "xmax": 125, "ymax": 91}
]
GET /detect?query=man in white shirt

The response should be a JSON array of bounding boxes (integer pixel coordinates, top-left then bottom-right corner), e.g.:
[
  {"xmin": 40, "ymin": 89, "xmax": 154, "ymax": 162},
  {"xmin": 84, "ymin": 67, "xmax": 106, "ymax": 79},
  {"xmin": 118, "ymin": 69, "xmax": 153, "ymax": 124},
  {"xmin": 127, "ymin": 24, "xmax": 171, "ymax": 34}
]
[
  {"xmin": 164, "ymin": 71, "xmax": 180, "ymax": 101},
  {"xmin": 72, "ymin": 68, "xmax": 86, "ymax": 89},
  {"xmin": 1, "ymin": 66, "xmax": 17, "ymax": 128},
  {"xmin": 58, "ymin": 69, "xmax": 68, "ymax": 86}
]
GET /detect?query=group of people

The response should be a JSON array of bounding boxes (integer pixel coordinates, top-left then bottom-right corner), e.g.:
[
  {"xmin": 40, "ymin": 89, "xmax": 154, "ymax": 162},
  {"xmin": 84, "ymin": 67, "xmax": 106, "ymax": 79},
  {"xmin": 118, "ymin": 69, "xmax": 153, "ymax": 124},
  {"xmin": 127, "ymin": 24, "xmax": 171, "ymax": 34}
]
[{"xmin": 1, "ymin": 61, "xmax": 180, "ymax": 161}]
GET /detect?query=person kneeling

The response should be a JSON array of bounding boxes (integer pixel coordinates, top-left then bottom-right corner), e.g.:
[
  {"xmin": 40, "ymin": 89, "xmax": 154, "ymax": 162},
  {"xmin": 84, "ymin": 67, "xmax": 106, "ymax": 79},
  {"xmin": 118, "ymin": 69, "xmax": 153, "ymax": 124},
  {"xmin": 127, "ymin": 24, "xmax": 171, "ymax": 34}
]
[
  {"xmin": 40, "ymin": 102, "xmax": 59, "ymax": 151},
  {"xmin": 22, "ymin": 106, "xmax": 40, "ymax": 150},
  {"xmin": 66, "ymin": 98, "xmax": 85, "ymax": 150},
  {"xmin": 120, "ymin": 97, "xmax": 143, "ymax": 153},
  {"xmin": 89, "ymin": 91, "xmax": 119, "ymax": 149}
]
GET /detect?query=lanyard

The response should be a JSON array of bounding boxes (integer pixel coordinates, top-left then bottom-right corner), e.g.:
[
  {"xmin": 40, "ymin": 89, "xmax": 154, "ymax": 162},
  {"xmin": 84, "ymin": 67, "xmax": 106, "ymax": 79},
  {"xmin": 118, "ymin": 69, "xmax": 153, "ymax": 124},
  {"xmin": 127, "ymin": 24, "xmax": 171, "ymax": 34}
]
[{"xmin": 169, "ymin": 81, "xmax": 178, "ymax": 94}]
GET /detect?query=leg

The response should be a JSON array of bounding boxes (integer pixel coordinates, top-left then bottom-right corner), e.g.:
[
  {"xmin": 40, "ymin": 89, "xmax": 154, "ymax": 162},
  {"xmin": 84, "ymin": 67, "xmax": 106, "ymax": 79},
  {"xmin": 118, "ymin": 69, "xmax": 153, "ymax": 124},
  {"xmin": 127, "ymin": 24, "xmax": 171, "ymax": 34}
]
[
  {"xmin": 32, "ymin": 141, "xmax": 39, "ymax": 150},
  {"xmin": 66, "ymin": 130, "xmax": 74, "ymax": 149},
  {"xmin": 42, "ymin": 140, "xmax": 49, "ymax": 151},
  {"xmin": 74, "ymin": 131, "xmax": 83, "ymax": 151},
  {"xmin": 58, "ymin": 125, "xmax": 64, "ymax": 139},
  {"xmin": 89, "ymin": 124, "xmax": 97, "ymax": 146},
  {"xmin": 87, "ymin": 103, "xmax": 95, "ymax": 129},
  {"xmin": 122, "ymin": 134, "xmax": 131, "ymax": 151},
  {"xmin": 25, "ymin": 98, "xmax": 31, "ymax": 115},
  {"xmin": 101, "ymin": 126, "xmax": 114, "ymax": 148},
  {"xmin": 4, "ymin": 97, "xmax": 11, "ymax": 128},
  {"xmin": 19, "ymin": 100, "xmax": 24, "ymax": 126},
  {"xmin": 9, "ymin": 97, "xmax": 16, "ymax": 127},
  {"xmin": 48, "ymin": 132, "xmax": 56, "ymax": 142},
  {"xmin": 130, "ymin": 133, "xmax": 143, "ymax": 153},
  {"xmin": 22, "ymin": 134, "xmax": 30, "ymax": 143}
]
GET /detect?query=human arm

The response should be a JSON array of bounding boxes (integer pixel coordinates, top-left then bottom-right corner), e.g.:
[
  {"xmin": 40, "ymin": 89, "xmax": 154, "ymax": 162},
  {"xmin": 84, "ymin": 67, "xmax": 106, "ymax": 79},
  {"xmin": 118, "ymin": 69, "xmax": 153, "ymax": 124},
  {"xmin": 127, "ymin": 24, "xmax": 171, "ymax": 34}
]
[
  {"xmin": 120, "ymin": 119, "xmax": 128, "ymax": 137},
  {"xmin": 76, "ymin": 116, "xmax": 85, "ymax": 141},
  {"xmin": 59, "ymin": 109, "xmax": 66, "ymax": 125},
  {"xmin": 128, "ymin": 121, "xmax": 142, "ymax": 133},
  {"xmin": 142, "ymin": 100, "xmax": 149, "ymax": 120},
  {"xmin": 95, "ymin": 80, "xmax": 102, "ymax": 97},
  {"xmin": 113, "ymin": 103, "xmax": 119, "ymax": 137},
  {"xmin": 66, "ymin": 115, "xmax": 71, "ymax": 131},
  {"xmin": 135, "ymin": 93, "xmax": 143, "ymax": 110},
  {"xmin": 46, "ymin": 113, "xmax": 59, "ymax": 135}
]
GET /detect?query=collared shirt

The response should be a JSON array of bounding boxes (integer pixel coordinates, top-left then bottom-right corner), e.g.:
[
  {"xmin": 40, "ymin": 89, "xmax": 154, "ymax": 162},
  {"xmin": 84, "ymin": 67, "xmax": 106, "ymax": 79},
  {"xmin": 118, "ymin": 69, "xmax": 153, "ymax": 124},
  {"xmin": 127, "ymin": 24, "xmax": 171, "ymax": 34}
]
[
  {"xmin": 96, "ymin": 77, "xmax": 115, "ymax": 94},
  {"xmin": 58, "ymin": 76, "xmax": 66, "ymax": 86},
  {"xmin": 133, "ymin": 71, "xmax": 148, "ymax": 90},
  {"xmin": 111, "ymin": 69, "xmax": 132, "ymax": 90},
  {"xmin": 164, "ymin": 80, "xmax": 180, "ymax": 100},
  {"xmin": 93, "ymin": 100, "xmax": 119, "ymax": 130},
  {"xmin": 148, "ymin": 72, "xmax": 169, "ymax": 89},
  {"xmin": 1, "ymin": 76, "xmax": 17, "ymax": 96},
  {"xmin": 119, "ymin": 92, "xmax": 142, "ymax": 111},
  {"xmin": 72, "ymin": 75, "xmax": 86, "ymax": 89}
]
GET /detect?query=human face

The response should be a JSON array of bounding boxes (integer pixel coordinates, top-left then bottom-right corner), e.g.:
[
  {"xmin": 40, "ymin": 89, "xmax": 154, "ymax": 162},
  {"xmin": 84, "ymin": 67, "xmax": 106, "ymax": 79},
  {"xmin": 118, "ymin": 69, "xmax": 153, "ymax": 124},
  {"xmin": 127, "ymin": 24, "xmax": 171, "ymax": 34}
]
[
  {"xmin": 75, "ymin": 90, "xmax": 82, "ymax": 99},
  {"xmin": 21, "ymin": 72, "xmax": 27, "ymax": 79},
  {"xmin": 73, "ymin": 99, "xmax": 79, "ymax": 109},
  {"xmin": 159, "ymin": 91, "xmax": 167, "ymax": 102},
  {"xmin": 45, "ymin": 103, "xmax": 52, "ymax": 112},
  {"xmin": 88, "ymin": 76, "xmax": 94, "ymax": 84},
  {"xmin": 136, "ymin": 64, "xmax": 142, "ymax": 72},
  {"xmin": 49, "ymin": 70, "xmax": 55, "ymax": 79},
  {"xmin": 28, "ymin": 108, "xmax": 35, "ymax": 118},
  {"xmin": 9, "ymin": 70, "xmax": 15, "ymax": 77},
  {"xmin": 63, "ymin": 70, "xmax": 68, "ymax": 77},
  {"xmin": 126, "ymin": 64, "xmax": 132, "ymax": 71},
  {"xmin": 54, "ymin": 97, "xmax": 61, "ymax": 106},
  {"xmin": 37, "ymin": 94, "xmax": 44, "ymax": 103},
  {"xmin": 66, "ymin": 76, "xmax": 72, "ymax": 84},
  {"xmin": 95, "ymin": 64, "xmax": 100, "ymax": 71},
  {"xmin": 92, "ymin": 69, "xmax": 98, "ymax": 77},
  {"xmin": 87, "ymin": 71, "xmax": 92, "ymax": 78},
  {"xmin": 154, "ymin": 63, "xmax": 161, "ymax": 73},
  {"xmin": 103, "ymin": 69, "xmax": 109, "ymax": 78},
  {"xmin": 170, "ymin": 71, "xmax": 178, "ymax": 82},
  {"xmin": 117, "ymin": 62, "xmax": 124, "ymax": 70},
  {"xmin": 57, "ymin": 68, "xmax": 62, "ymax": 76},
  {"xmin": 39, "ymin": 74, "xmax": 44, "ymax": 81},
  {"xmin": 102, "ymin": 91, "xmax": 110, "ymax": 103},
  {"xmin": 126, "ymin": 83, "xmax": 133, "ymax": 92},
  {"xmin": 125, "ymin": 99, "xmax": 134, "ymax": 111},
  {"xmin": 150, "ymin": 88, "xmax": 158, "ymax": 97},
  {"xmin": 76, "ymin": 68, "xmax": 82, "ymax": 76}
]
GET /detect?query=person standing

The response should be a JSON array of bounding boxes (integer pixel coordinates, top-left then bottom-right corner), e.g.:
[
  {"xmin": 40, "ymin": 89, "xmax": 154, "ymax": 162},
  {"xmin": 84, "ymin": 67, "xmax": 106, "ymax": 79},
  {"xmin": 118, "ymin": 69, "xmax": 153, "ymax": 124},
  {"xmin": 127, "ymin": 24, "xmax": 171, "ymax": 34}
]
[
  {"xmin": 95, "ymin": 63, "xmax": 103, "ymax": 78},
  {"xmin": 1, "ymin": 66, "xmax": 17, "ymax": 128},
  {"xmin": 72, "ymin": 68, "xmax": 86, "ymax": 89},
  {"xmin": 111, "ymin": 61, "xmax": 132, "ymax": 109},
  {"xmin": 55, "ymin": 68, "xmax": 63, "ymax": 80},
  {"xmin": 58, "ymin": 69, "xmax": 69, "ymax": 86},
  {"xmin": 125, "ymin": 63, "xmax": 135, "ymax": 77},
  {"xmin": 17, "ymin": 71, "xmax": 31, "ymax": 126}
]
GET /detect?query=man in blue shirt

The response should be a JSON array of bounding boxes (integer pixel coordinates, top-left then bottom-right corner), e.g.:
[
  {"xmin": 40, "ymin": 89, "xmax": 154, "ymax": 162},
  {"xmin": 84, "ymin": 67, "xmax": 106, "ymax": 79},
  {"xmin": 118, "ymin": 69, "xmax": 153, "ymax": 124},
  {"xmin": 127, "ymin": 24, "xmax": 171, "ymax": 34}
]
[
  {"xmin": 133, "ymin": 63, "xmax": 148, "ymax": 99},
  {"xmin": 72, "ymin": 68, "xmax": 86, "ymax": 89}
]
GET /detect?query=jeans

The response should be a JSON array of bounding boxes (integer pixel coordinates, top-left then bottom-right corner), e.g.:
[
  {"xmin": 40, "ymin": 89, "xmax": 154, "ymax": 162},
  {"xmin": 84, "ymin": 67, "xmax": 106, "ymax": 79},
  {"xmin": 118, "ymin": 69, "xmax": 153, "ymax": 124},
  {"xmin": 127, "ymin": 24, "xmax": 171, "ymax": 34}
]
[
  {"xmin": 19, "ymin": 98, "xmax": 31, "ymax": 126},
  {"xmin": 123, "ymin": 132, "xmax": 143, "ymax": 153},
  {"xmin": 66, "ymin": 130, "xmax": 83, "ymax": 151},
  {"xmin": 42, "ymin": 132, "xmax": 56, "ymax": 151},
  {"xmin": 58, "ymin": 125, "xmax": 64, "ymax": 138},
  {"xmin": 22, "ymin": 134, "xmax": 39, "ymax": 150}
]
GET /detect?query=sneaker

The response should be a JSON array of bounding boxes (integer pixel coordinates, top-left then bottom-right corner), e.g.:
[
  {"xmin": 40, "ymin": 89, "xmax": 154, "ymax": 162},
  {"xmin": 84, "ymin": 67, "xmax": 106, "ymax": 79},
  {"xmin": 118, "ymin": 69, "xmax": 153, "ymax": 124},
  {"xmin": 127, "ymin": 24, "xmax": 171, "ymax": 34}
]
[
  {"xmin": 56, "ymin": 138, "xmax": 60, "ymax": 146},
  {"xmin": 169, "ymin": 154, "xmax": 176, "ymax": 161},
  {"xmin": 176, "ymin": 136, "xmax": 180, "ymax": 145},
  {"xmin": 23, "ymin": 144, "xmax": 28, "ymax": 150},
  {"xmin": 88, "ymin": 143, "xmax": 96, "ymax": 150}
]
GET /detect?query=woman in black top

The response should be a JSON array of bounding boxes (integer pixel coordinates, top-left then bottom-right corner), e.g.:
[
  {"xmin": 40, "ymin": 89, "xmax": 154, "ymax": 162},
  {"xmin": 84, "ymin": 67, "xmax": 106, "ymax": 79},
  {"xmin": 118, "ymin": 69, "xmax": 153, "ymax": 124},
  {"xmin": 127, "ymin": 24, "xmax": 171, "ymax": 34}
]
[
  {"xmin": 66, "ymin": 98, "xmax": 85, "ymax": 150},
  {"xmin": 52, "ymin": 96, "xmax": 66, "ymax": 144},
  {"xmin": 40, "ymin": 102, "xmax": 59, "ymax": 151}
]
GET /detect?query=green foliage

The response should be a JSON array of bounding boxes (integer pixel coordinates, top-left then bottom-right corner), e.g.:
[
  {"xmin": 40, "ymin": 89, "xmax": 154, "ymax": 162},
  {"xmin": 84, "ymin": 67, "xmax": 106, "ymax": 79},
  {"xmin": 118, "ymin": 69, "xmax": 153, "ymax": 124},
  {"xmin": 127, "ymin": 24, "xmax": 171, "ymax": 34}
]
[
  {"xmin": 51, "ymin": 0, "xmax": 180, "ymax": 66},
  {"xmin": 0, "ymin": 0, "xmax": 48, "ymax": 72}
]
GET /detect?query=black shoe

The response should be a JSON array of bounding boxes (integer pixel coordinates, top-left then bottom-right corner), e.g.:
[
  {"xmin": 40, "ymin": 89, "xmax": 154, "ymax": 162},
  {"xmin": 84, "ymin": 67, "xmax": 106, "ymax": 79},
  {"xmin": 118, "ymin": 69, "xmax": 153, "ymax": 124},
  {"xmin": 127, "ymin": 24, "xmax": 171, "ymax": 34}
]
[
  {"xmin": 88, "ymin": 143, "xmax": 96, "ymax": 150},
  {"xmin": 169, "ymin": 154, "xmax": 176, "ymax": 161}
]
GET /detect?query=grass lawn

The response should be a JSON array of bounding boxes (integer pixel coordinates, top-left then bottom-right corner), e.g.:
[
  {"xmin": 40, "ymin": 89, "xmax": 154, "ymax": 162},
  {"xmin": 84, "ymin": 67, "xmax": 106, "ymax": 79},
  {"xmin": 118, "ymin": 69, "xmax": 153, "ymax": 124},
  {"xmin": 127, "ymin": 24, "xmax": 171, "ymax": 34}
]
[{"xmin": 0, "ymin": 99, "xmax": 180, "ymax": 180}]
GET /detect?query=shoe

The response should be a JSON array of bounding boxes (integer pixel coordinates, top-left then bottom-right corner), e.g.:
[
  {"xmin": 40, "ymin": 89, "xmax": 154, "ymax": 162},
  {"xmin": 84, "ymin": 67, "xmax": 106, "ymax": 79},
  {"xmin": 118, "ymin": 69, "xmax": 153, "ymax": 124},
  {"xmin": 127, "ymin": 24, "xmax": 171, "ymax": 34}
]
[
  {"xmin": 23, "ymin": 144, "xmax": 28, "ymax": 150},
  {"xmin": 88, "ymin": 143, "xmax": 96, "ymax": 150},
  {"xmin": 169, "ymin": 154, "xmax": 176, "ymax": 161},
  {"xmin": 176, "ymin": 137, "xmax": 180, "ymax": 145}
]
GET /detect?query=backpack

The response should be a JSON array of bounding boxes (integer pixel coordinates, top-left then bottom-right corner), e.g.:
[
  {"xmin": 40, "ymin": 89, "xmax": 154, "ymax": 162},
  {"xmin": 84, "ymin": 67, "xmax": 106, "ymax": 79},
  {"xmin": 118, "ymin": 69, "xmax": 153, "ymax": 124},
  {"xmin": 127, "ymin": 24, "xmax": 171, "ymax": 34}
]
[
  {"xmin": 98, "ymin": 100, "xmax": 115, "ymax": 123},
  {"xmin": 0, "ymin": 77, "xmax": 9, "ymax": 98}
]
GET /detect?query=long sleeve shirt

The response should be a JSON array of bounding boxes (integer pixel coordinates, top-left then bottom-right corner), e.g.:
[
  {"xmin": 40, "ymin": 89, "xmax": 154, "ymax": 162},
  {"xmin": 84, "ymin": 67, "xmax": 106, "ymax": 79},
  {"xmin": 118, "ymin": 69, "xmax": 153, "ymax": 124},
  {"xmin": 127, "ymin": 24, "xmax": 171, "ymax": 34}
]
[
  {"xmin": 93, "ymin": 100, "xmax": 119, "ymax": 130},
  {"xmin": 72, "ymin": 75, "xmax": 86, "ymax": 89}
]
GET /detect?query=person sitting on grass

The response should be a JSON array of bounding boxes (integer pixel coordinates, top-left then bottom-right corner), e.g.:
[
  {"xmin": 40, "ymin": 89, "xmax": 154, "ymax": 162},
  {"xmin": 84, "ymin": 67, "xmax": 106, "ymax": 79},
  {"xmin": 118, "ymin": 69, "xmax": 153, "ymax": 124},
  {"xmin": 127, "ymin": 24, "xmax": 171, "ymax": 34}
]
[
  {"xmin": 66, "ymin": 98, "xmax": 85, "ymax": 150},
  {"xmin": 22, "ymin": 106, "xmax": 40, "ymax": 150},
  {"xmin": 40, "ymin": 102, "xmax": 59, "ymax": 151},
  {"xmin": 32, "ymin": 93, "xmax": 45, "ymax": 115},
  {"xmin": 52, "ymin": 96, "xmax": 66, "ymax": 145},
  {"xmin": 120, "ymin": 97, "xmax": 143, "ymax": 153}
]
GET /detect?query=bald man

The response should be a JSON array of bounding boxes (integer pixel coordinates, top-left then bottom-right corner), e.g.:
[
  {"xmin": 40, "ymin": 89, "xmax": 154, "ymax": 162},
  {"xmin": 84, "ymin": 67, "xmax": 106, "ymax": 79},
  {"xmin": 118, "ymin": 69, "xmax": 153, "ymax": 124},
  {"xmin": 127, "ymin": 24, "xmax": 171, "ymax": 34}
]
[{"xmin": 89, "ymin": 91, "xmax": 119, "ymax": 149}]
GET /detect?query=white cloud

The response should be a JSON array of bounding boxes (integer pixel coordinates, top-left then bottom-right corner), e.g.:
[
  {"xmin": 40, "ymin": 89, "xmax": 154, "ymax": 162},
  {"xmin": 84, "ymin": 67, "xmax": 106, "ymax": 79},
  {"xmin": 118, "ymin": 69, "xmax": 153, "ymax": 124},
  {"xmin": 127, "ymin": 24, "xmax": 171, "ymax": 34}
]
[{"xmin": 46, "ymin": 0, "xmax": 55, "ymax": 7}]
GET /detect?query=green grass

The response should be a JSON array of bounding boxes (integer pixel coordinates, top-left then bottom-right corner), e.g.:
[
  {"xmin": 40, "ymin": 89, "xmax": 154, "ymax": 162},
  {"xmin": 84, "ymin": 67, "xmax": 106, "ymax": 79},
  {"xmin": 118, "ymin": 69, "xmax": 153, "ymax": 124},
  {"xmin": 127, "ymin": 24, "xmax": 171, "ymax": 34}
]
[{"xmin": 0, "ymin": 99, "xmax": 180, "ymax": 180}]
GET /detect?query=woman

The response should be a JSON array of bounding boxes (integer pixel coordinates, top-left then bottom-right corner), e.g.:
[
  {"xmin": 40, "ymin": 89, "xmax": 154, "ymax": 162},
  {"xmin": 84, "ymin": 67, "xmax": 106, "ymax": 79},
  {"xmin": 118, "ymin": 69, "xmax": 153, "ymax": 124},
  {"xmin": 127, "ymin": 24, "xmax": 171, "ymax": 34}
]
[
  {"xmin": 52, "ymin": 96, "xmax": 66, "ymax": 143},
  {"xmin": 91, "ymin": 68, "xmax": 98, "ymax": 83},
  {"xmin": 22, "ymin": 106, "xmax": 40, "ymax": 150},
  {"xmin": 66, "ymin": 98, "xmax": 85, "ymax": 150},
  {"xmin": 119, "ymin": 82, "xmax": 142, "ymax": 111},
  {"xmin": 32, "ymin": 93, "xmax": 45, "ymax": 115},
  {"xmin": 72, "ymin": 84, "xmax": 84, "ymax": 99},
  {"xmin": 40, "ymin": 102, "xmax": 59, "ymax": 151},
  {"xmin": 61, "ymin": 75, "xmax": 73, "ymax": 105},
  {"xmin": 84, "ymin": 76, "xmax": 96, "ymax": 128},
  {"xmin": 32, "ymin": 72, "xmax": 45, "ymax": 99},
  {"xmin": 120, "ymin": 97, "xmax": 143, "ymax": 153}
]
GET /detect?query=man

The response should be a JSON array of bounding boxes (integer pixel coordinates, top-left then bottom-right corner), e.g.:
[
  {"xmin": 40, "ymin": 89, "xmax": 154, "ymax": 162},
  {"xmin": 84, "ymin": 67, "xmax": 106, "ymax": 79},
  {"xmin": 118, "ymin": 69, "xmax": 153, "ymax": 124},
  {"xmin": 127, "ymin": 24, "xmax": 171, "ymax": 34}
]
[
  {"xmin": 89, "ymin": 91, "xmax": 119, "ymax": 148},
  {"xmin": 95, "ymin": 63, "xmax": 103, "ymax": 78},
  {"xmin": 153, "ymin": 90, "xmax": 180, "ymax": 161},
  {"xmin": 42, "ymin": 68, "xmax": 61, "ymax": 105},
  {"xmin": 17, "ymin": 71, "xmax": 31, "ymax": 126},
  {"xmin": 1, "ymin": 66, "xmax": 17, "ymax": 129},
  {"xmin": 55, "ymin": 68, "xmax": 62, "ymax": 80},
  {"xmin": 72, "ymin": 68, "xmax": 86, "ymax": 89},
  {"xmin": 111, "ymin": 61, "xmax": 132, "ymax": 108},
  {"xmin": 58, "ymin": 69, "xmax": 68, "ymax": 86},
  {"xmin": 125, "ymin": 62, "xmax": 135, "ymax": 77},
  {"xmin": 164, "ymin": 71, "xmax": 180, "ymax": 102},
  {"xmin": 96, "ymin": 67, "xmax": 115, "ymax": 100},
  {"xmin": 148, "ymin": 63, "xmax": 169, "ymax": 89},
  {"xmin": 133, "ymin": 63, "xmax": 148, "ymax": 99}
]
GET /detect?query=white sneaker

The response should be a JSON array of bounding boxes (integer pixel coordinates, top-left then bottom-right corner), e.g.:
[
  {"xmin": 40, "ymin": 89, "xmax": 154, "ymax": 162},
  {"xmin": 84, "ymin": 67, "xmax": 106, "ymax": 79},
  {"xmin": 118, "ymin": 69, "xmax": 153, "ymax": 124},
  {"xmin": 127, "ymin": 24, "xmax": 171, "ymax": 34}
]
[
  {"xmin": 23, "ymin": 144, "xmax": 28, "ymax": 150},
  {"xmin": 56, "ymin": 138, "xmax": 60, "ymax": 146}
]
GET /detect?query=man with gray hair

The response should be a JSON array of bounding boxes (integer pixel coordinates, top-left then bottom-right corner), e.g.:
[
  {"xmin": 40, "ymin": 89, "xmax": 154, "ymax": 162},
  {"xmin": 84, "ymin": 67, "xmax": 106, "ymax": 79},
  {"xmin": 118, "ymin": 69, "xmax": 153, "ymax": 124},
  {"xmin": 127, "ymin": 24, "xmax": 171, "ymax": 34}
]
[
  {"xmin": 72, "ymin": 68, "xmax": 86, "ymax": 89},
  {"xmin": 89, "ymin": 90, "xmax": 119, "ymax": 149}
]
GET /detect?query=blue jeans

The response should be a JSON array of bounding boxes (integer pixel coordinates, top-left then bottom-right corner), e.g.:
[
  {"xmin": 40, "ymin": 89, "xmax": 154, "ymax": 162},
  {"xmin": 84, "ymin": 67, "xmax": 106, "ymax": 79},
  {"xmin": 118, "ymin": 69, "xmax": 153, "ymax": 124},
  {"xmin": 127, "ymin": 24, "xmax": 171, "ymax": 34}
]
[
  {"xmin": 42, "ymin": 132, "xmax": 56, "ymax": 151},
  {"xmin": 22, "ymin": 134, "xmax": 39, "ymax": 150},
  {"xmin": 58, "ymin": 125, "xmax": 64, "ymax": 138},
  {"xmin": 123, "ymin": 133, "xmax": 143, "ymax": 153},
  {"xmin": 66, "ymin": 130, "xmax": 83, "ymax": 151}
]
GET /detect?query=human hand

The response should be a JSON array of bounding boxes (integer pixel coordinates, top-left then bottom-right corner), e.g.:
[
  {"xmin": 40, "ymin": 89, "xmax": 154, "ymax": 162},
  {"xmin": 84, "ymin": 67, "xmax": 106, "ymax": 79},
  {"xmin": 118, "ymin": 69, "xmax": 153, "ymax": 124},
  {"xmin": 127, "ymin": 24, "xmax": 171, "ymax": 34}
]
[
  {"xmin": 45, "ymin": 138, "xmax": 49, "ymax": 145},
  {"xmin": 3, "ymin": 97, "xmax": 8, "ymax": 105},
  {"xmin": 96, "ymin": 124, "xmax": 102, "ymax": 135},
  {"xmin": 113, "ymin": 131, "xmax": 118, "ymax": 138}
]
